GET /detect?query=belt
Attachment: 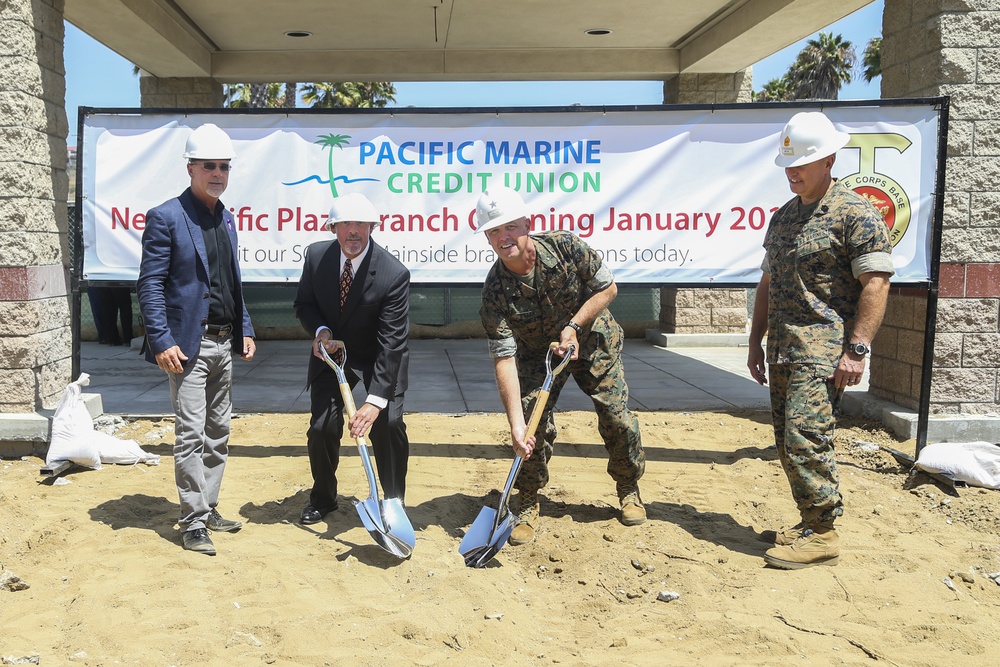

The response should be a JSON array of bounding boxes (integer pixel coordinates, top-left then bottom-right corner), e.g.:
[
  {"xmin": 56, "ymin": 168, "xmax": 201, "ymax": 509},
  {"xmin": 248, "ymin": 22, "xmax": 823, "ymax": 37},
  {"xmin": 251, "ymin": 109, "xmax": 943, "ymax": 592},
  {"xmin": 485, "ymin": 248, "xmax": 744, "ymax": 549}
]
[{"xmin": 205, "ymin": 323, "xmax": 233, "ymax": 338}]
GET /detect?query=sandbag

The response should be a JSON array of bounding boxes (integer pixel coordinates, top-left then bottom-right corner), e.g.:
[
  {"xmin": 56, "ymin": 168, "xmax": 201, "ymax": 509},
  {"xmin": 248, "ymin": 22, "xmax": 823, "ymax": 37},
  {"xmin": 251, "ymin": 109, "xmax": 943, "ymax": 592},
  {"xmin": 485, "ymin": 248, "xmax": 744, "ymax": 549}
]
[
  {"xmin": 46, "ymin": 374, "xmax": 101, "ymax": 469},
  {"xmin": 46, "ymin": 374, "xmax": 161, "ymax": 469},
  {"xmin": 915, "ymin": 441, "xmax": 1000, "ymax": 490},
  {"xmin": 94, "ymin": 431, "xmax": 160, "ymax": 466}
]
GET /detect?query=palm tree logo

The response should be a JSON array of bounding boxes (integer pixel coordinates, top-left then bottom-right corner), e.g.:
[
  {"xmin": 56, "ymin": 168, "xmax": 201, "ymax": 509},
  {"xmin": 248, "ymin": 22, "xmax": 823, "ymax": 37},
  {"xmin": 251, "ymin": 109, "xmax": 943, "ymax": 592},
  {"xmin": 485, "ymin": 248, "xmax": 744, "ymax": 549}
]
[{"xmin": 314, "ymin": 133, "xmax": 351, "ymax": 198}]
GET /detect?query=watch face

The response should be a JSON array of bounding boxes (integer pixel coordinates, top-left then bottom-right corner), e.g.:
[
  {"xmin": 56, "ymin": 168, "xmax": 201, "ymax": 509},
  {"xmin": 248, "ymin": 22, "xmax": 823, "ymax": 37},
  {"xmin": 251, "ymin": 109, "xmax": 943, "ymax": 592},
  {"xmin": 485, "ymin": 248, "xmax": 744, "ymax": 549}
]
[{"xmin": 851, "ymin": 343, "xmax": 869, "ymax": 355}]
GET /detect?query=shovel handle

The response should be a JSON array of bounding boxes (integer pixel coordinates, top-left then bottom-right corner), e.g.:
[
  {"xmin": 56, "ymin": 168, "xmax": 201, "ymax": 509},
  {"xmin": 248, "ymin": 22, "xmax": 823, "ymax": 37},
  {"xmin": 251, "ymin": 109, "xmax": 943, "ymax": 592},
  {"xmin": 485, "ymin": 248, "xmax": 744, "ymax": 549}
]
[
  {"xmin": 319, "ymin": 343, "xmax": 380, "ymax": 492},
  {"xmin": 496, "ymin": 342, "xmax": 576, "ymax": 523}
]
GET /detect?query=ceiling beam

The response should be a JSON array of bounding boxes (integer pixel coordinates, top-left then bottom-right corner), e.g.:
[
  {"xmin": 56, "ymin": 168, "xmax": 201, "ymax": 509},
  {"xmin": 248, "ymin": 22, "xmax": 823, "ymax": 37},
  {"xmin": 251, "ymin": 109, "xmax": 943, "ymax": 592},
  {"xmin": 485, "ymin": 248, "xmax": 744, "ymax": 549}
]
[
  {"xmin": 680, "ymin": 0, "xmax": 874, "ymax": 73},
  {"xmin": 211, "ymin": 49, "xmax": 680, "ymax": 83},
  {"xmin": 64, "ymin": 0, "xmax": 213, "ymax": 78}
]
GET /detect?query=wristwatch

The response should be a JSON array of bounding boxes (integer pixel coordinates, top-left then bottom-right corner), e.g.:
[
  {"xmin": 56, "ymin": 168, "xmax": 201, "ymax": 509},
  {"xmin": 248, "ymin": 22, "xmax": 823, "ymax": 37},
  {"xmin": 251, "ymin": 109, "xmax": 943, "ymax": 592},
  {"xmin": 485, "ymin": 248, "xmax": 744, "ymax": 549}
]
[
  {"xmin": 565, "ymin": 321, "xmax": 584, "ymax": 335},
  {"xmin": 847, "ymin": 342, "xmax": 871, "ymax": 356}
]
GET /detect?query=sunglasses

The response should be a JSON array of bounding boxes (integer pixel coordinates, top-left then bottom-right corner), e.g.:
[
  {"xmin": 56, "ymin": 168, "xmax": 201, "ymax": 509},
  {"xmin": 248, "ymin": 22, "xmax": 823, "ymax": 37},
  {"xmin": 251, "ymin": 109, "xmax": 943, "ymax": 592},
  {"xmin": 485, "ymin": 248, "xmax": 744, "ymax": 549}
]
[{"xmin": 192, "ymin": 161, "xmax": 232, "ymax": 172}]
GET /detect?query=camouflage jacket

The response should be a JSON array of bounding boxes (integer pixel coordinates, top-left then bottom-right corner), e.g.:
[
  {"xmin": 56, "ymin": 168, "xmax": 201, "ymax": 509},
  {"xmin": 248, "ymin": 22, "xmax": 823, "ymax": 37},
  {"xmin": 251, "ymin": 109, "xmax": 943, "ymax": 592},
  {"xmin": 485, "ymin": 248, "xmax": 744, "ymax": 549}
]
[
  {"xmin": 480, "ymin": 230, "xmax": 623, "ymax": 372},
  {"xmin": 762, "ymin": 179, "xmax": 894, "ymax": 369}
]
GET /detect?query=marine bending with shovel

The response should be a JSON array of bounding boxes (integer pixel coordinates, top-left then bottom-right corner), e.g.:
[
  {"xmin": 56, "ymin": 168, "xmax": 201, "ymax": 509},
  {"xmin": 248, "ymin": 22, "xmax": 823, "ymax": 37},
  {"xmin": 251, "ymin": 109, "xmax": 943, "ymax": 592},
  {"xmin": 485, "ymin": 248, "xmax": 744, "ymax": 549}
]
[{"xmin": 473, "ymin": 186, "xmax": 647, "ymax": 558}]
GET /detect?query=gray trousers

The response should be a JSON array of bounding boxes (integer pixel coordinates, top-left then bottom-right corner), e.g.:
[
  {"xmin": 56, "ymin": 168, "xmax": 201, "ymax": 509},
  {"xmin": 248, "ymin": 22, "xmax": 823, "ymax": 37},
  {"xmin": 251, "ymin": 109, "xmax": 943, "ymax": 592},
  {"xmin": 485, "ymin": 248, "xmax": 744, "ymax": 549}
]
[{"xmin": 167, "ymin": 335, "xmax": 233, "ymax": 531}]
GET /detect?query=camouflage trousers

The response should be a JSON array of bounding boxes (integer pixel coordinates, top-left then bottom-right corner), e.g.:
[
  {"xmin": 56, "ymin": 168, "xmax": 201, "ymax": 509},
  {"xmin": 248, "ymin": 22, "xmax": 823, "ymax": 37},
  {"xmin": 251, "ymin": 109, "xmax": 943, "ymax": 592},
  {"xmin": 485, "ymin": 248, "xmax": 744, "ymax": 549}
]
[
  {"xmin": 515, "ymin": 353, "xmax": 645, "ymax": 493},
  {"xmin": 768, "ymin": 363, "xmax": 844, "ymax": 526}
]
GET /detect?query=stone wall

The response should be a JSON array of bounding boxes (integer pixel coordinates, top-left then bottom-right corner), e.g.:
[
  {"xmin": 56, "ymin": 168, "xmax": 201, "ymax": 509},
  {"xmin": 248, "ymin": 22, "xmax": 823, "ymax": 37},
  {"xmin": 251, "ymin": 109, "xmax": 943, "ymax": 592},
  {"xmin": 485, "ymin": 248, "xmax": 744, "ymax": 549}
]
[
  {"xmin": 139, "ymin": 75, "xmax": 223, "ymax": 108},
  {"xmin": 659, "ymin": 288, "xmax": 749, "ymax": 334},
  {"xmin": 663, "ymin": 71, "xmax": 754, "ymax": 105},
  {"xmin": 879, "ymin": 0, "xmax": 1000, "ymax": 415},
  {"xmin": 0, "ymin": 0, "xmax": 71, "ymax": 413},
  {"xmin": 870, "ymin": 288, "xmax": 928, "ymax": 410}
]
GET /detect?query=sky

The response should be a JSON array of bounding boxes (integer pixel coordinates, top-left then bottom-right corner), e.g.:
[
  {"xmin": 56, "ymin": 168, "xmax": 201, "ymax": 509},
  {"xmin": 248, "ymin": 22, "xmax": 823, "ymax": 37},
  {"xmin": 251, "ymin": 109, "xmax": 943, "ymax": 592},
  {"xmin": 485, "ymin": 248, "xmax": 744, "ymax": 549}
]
[{"xmin": 64, "ymin": 0, "xmax": 883, "ymax": 142}]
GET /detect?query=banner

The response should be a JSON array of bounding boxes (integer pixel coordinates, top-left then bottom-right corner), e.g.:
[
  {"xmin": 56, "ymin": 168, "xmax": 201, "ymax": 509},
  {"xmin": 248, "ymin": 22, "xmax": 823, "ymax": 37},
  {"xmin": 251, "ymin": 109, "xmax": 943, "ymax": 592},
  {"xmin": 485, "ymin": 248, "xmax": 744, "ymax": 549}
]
[{"xmin": 79, "ymin": 104, "xmax": 941, "ymax": 284}]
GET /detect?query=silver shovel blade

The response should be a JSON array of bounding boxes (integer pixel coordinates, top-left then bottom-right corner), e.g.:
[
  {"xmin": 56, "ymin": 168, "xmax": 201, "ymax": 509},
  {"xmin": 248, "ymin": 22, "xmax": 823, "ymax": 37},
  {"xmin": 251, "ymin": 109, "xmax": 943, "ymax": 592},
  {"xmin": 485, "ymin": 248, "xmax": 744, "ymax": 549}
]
[
  {"xmin": 380, "ymin": 497, "xmax": 416, "ymax": 552},
  {"xmin": 459, "ymin": 505, "xmax": 516, "ymax": 568},
  {"xmin": 354, "ymin": 498, "xmax": 413, "ymax": 559}
]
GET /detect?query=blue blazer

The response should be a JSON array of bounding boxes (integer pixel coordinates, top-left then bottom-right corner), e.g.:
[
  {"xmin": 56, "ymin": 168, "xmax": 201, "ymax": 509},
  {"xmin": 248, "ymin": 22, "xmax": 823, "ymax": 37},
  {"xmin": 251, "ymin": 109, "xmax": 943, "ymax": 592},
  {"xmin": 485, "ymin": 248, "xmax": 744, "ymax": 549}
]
[{"xmin": 136, "ymin": 188, "xmax": 254, "ymax": 366}]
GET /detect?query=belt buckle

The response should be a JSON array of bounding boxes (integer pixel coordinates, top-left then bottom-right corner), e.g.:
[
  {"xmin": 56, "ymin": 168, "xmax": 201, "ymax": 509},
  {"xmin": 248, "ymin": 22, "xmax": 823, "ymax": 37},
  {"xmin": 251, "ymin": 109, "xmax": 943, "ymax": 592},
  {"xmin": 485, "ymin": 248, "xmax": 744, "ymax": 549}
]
[{"xmin": 207, "ymin": 323, "xmax": 233, "ymax": 338}]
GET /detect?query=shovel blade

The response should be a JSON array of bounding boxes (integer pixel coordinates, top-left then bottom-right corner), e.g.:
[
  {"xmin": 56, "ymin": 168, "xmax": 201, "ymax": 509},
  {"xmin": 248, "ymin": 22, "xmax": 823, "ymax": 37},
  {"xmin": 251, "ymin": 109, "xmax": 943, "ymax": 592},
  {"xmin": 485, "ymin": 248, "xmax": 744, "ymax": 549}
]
[
  {"xmin": 354, "ymin": 498, "xmax": 414, "ymax": 559},
  {"xmin": 459, "ymin": 506, "xmax": 516, "ymax": 568},
  {"xmin": 381, "ymin": 498, "xmax": 416, "ymax": 552}
]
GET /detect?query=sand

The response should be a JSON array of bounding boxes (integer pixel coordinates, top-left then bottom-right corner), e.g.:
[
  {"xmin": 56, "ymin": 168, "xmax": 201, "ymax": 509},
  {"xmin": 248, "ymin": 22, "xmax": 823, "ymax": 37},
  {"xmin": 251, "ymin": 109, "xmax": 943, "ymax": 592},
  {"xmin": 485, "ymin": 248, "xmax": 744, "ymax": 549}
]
[{"xmin": 2, "ymin": 410, "xmax": 999, "ymax": 666}]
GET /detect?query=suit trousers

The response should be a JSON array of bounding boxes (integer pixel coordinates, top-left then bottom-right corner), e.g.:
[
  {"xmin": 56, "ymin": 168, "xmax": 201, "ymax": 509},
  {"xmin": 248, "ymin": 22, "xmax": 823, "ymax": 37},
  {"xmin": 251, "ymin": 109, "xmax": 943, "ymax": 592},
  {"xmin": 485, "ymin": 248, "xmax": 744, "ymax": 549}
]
[
  {"xmin": 167, "ymin": 335, "xmax": 233, "ymax": 531},
  {"xmin": 307, "ymin": 372, "xmax": 409, "ymax": 507}
]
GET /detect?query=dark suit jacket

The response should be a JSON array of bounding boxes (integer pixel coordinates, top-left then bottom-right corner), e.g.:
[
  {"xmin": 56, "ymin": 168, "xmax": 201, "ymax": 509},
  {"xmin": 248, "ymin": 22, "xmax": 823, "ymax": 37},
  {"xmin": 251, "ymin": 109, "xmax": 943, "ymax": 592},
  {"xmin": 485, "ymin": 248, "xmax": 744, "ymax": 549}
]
[
  {"xmin": 136, "ymin": 188, "xmax": 254, "ymax": 365},
  {"xmin": 294, "ymin": 238, "xmax": 410, "ymax": 399}
]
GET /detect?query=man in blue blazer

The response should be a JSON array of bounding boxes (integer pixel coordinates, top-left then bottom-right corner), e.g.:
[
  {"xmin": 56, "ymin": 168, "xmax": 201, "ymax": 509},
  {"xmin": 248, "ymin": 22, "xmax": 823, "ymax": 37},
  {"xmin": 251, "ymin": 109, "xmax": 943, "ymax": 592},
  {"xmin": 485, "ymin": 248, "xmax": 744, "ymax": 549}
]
[
  {"xmin": 137, "ymin": 123, "xmax": 256, "ymax": 556},
  {"xmin": 294, "ymin": 193, "xmax": 411, "ymax": 525}
]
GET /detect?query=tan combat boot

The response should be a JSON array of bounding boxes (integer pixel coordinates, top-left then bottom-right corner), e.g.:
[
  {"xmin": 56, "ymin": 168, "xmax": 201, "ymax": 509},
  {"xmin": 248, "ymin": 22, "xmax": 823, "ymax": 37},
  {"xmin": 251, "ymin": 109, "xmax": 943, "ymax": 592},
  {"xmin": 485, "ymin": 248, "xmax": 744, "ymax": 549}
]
[
  {"xmin": 617, "ymin": 482, "xmax": 646, "ymax": 526},
  {"xmin": 508, "ymin": 489, "xmax": 539, "ymax": 546},
  {"xmin": 763, "ymin": 525, "xmax": 840, "ymax": 569},
  {"xmin": 758, "ymin": 521, "xmax": 807, "ymax": 546}
]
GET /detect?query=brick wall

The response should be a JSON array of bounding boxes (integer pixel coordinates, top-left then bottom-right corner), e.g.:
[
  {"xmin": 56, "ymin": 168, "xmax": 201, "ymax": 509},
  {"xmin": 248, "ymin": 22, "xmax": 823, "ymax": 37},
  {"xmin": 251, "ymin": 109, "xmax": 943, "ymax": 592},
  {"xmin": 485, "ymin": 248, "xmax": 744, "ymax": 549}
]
[{"xmin": 877, "ymin": 0, "xmax": 1000, "ymax": 416}]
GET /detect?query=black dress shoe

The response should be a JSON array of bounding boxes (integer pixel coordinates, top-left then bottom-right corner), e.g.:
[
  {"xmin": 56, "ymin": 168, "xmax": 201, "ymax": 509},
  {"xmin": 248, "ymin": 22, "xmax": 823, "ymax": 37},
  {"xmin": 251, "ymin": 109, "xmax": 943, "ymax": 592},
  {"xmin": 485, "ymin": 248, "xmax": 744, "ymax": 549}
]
[
  {"xmin": 207, "ymin": 508, "xmax": 243, "ymax": 533},
  {"xmin": 300, "ymin": 503, "xmax": 337, "ymax": 525},
  {"xmin": 182, "ymin": 528, "xmax": 216, "ymax": 555}
]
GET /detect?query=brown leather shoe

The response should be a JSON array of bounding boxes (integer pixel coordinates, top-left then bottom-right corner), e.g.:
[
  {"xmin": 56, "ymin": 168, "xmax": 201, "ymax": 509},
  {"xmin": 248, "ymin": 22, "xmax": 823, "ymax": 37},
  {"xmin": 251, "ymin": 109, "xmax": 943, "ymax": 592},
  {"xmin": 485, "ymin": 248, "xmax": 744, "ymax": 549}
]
[
  {"xmin": 764, "ymin": 526, "xmax": 840, "ymax": 569},
  {"xmin": 509, "ymin": 489, "xmax": 539, "ymax": 546},
  {"xmin": 617, "ymin": 483, "xmax": 646, "ymax": 526}
]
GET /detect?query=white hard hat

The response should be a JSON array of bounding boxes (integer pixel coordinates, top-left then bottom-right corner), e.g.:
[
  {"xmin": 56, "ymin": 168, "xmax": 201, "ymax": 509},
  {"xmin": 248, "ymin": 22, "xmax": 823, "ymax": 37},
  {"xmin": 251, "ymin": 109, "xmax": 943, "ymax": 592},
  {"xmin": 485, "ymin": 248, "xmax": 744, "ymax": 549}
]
[
  {"xmin": 183, "ymin": 123, "xmax": 236, "ymax": 160},
  {"xmin": 774, "ymin": 112, "xmax": 850, "ymax": 168},
  {"xmin": 326, "ymin": 193, "xmax": 381, "ymax": 229},
  {"xmin": 475, "ymin": 186, "xmax": 527, "ymax": 234}
]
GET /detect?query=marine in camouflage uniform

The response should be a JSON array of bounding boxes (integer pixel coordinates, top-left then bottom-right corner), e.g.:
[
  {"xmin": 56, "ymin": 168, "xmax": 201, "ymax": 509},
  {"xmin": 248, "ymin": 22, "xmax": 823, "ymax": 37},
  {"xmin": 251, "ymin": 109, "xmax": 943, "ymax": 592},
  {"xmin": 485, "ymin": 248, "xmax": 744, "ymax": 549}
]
[
  {"xmin": 748, "ymin": 111, "xmax": 894, "ymax": 569},
  {"xmin": 480, "ymin": 230, "xmax": 645, "ymax": 498},
  {"xmin": 760, "ymin": 179, "xmax": 894, "ymax": 526}
]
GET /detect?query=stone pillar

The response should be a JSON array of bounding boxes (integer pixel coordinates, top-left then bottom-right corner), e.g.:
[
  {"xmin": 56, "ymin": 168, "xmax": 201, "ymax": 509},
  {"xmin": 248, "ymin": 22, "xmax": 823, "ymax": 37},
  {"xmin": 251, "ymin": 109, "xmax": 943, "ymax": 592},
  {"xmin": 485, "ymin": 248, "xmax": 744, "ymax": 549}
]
[
  {"xmin": 139, "ymin": 75, "xmax": 223, "ymax": 108},
  {"xmin": 662, "ymin": 70, "xmax": 754, "ymax": 105},
  {"xmin": 659, "ymin": 288, "xmax": 748, "ymax": 334},
  {"xmin": 659, "ymin": 69, "xmax": 753, "ymax": 333},
  {"xmin": 879, "ymin": 0, "xmax": 1000, "ymax": 416},
  {"xmin": 0, "ymin": 0, "xmax": 71, "ymax": 414},
  {"xmin": 868, "ymin": 288, "xmax": 927, "ymax": 410}
]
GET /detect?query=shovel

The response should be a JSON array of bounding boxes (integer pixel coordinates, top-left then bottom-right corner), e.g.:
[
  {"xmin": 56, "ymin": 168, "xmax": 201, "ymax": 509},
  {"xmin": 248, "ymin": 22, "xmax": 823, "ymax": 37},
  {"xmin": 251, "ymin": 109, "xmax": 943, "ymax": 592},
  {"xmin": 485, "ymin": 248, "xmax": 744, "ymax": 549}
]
[
  {"xmin": 459, "ymin": 342, "xmax": 575, "ymax": 568},
  {"xmin": 319, "ymin": 343, "xmax": 415, "ymax": 559}
]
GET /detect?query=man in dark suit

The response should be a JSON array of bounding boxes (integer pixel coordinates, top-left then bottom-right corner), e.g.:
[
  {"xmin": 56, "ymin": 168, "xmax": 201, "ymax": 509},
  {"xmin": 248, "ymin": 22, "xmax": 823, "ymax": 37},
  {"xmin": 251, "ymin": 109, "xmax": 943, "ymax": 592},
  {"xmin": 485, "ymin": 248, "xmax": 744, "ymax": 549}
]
[
  {"xmin": 137, "ymin": 123, "xmax": 256, "ymax": 556},
  {"xmin": 294, "ymin": 193, "xmax": 411, "ymax": 525}
]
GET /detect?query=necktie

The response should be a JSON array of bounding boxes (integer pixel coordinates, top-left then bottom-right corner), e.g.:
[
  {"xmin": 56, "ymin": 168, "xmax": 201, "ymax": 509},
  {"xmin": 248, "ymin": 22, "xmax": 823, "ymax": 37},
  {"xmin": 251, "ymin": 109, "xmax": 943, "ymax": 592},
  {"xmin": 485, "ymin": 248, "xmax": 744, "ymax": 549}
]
[{"xmin": 340, "ymin": 258, "xmax": 353, "ymax": 309}]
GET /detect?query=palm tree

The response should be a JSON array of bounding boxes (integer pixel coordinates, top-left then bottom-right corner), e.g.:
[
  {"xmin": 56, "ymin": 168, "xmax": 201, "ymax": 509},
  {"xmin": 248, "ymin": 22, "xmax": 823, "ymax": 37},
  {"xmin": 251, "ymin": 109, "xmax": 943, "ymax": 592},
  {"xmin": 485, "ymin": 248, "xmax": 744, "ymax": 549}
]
[
  {"xmin": 787, "ymin": 32, "xmax": 856, "ymax": 100},
  {"xmin": 301, "ymin": 82, "xmax": 338, "ymax": 108},
  {"xmin": 302, "ymin": 82, "xmax": 397, "ymax": 108},
  {"xmin": 862, "ymin": 37, "xmax": 881, "ymax": 83},
  {"xmin": 225, "ymin": 83, "xmax": 283, "ymax": 108},
  {"xmin": 336, "ymin": 82, "xmax": 397, "ymax": 108},
  {"xmin": 754, "ymin": 77, "xmax": 792, "ymax": 102},
  {"xmin": 284, "ymin": 83, "xmax": 298, "ymax": 108},
  {"xmin": 314, "ymin": 134, "xmax": 352, "ymax": 199},
  {"xmin": 249, "ymin": 83, "xmax": 270, "ymax": 107}
]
